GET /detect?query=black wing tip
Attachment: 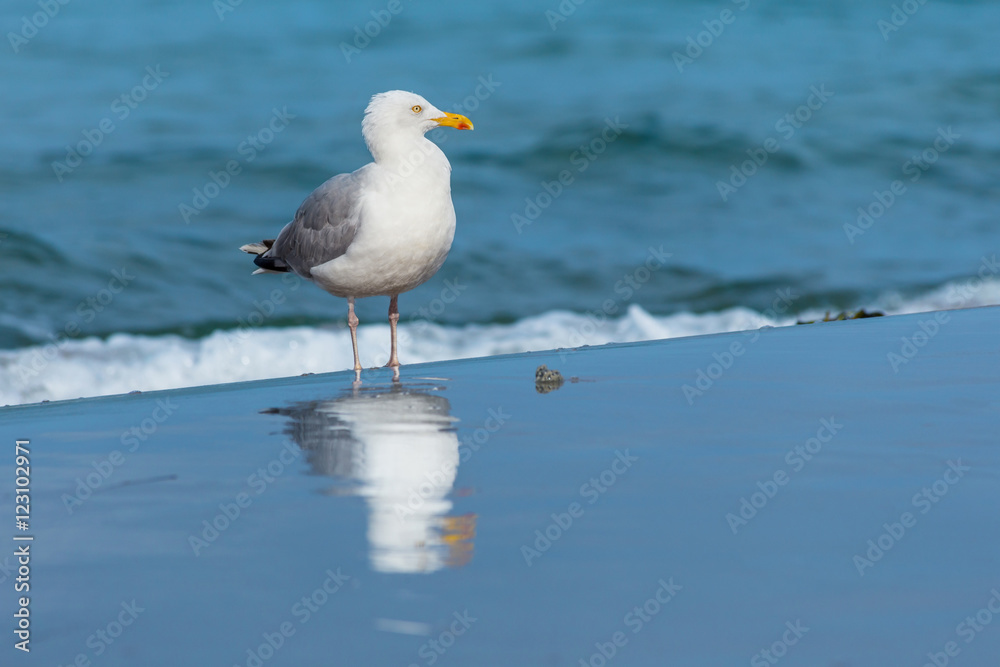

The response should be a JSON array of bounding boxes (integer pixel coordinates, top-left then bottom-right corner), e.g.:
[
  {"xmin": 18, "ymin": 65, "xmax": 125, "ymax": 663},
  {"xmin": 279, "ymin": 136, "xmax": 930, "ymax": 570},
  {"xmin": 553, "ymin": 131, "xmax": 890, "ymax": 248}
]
[
  {"xmin": 253, "ymin": 254, "xmax": 289, "ymax": 272},
  {"xmin": 241, "ymin": 239, "xmax": 289, "ymax": 272}
]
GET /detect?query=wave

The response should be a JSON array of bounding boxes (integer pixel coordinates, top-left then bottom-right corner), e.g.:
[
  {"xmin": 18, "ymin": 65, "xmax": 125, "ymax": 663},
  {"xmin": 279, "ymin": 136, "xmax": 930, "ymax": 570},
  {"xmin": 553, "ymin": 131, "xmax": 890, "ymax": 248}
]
[{"xmin": 3, "ymin": 278, "xmax": 999, "ymax": 407}]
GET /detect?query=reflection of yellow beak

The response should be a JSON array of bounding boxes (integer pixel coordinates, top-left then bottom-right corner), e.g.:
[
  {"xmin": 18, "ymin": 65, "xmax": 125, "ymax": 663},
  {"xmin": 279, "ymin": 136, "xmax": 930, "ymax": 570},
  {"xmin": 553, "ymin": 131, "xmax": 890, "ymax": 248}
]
[{"xmin": 433, "ymin": 112, "xmax": 474, "ymax": 131}]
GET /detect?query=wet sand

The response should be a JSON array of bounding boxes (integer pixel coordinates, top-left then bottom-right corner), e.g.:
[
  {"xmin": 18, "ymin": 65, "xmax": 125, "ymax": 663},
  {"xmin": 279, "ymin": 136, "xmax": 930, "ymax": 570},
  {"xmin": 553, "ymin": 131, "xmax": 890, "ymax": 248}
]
[{"xmin": 3, "ymin": 305, "xmax": 999, "ymax": 665}]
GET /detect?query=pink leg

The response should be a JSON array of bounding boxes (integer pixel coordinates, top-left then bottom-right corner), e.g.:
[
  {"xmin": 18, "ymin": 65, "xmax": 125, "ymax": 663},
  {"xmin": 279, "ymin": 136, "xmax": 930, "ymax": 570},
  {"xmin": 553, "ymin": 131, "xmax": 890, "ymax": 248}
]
[
  {"xmin": 385, "ymin": 295, "xmax": 400, "ymax": 369},
  {"xmin": 348, "ymin": 297, "xmax": 362, "ymax": 374}
]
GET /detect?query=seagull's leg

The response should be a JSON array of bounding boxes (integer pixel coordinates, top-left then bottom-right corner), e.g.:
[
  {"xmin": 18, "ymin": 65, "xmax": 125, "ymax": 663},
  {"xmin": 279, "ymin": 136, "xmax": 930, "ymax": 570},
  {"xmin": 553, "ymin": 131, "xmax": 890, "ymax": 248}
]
[
  {"xmin": 386, "ymin": 294, "xmax": 401, "ymax": 369},
  {"xmin": 347, "ymin": 297, "xmax": 362, "ymax": 377}
]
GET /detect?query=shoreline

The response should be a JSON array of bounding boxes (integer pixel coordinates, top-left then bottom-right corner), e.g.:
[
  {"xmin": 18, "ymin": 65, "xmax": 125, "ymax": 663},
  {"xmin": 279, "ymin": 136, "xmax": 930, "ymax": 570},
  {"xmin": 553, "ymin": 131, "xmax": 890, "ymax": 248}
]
[
  {"xmin": 2, "ymin": 304, "xmax": 998, "ymax": 664},
  {"xmin": 3, "ymin": 301, "xmax": 996, "ymax": 410}
]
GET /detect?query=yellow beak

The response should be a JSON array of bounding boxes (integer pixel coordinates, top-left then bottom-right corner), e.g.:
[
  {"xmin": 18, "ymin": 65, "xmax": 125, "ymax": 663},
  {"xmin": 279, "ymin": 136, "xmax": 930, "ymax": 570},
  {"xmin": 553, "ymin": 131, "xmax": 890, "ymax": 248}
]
[{"xmin": 433, "ymin": 112, "xmax": 474, "ymax": 131}]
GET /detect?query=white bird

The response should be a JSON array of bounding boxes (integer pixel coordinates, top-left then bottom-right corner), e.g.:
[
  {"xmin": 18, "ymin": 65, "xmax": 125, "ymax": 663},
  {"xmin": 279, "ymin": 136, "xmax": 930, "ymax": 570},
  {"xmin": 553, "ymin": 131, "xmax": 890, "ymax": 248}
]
[{"xmin": 240, "ymin": 90, "xmax": 473, "ymax": 378}]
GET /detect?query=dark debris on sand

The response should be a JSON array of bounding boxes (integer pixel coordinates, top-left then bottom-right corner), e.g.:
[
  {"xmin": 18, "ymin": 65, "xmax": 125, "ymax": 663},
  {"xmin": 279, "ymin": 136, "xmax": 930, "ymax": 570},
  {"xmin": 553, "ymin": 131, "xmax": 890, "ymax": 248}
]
[
  {"xmin": 535, "ymin": 365, "xmax": 565, "ymax": 394},
  {"xmin": 797, "ymin": 309, "xmax": 885, "ymax": 325}
]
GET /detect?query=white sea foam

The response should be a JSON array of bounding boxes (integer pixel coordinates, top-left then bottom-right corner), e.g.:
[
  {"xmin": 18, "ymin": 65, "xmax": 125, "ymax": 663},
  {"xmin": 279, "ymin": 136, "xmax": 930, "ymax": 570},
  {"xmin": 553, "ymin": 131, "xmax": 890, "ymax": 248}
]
[{"xmin": 3, "ymin": 278, "xmax": 999, "ymax": 406}]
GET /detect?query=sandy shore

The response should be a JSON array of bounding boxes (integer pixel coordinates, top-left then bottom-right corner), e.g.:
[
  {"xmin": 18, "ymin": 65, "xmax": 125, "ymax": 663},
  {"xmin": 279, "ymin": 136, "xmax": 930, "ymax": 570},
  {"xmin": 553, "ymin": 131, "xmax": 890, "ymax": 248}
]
[{"xmin": 3, "ymin": 305, "xmax": 998, "ymax": 665}]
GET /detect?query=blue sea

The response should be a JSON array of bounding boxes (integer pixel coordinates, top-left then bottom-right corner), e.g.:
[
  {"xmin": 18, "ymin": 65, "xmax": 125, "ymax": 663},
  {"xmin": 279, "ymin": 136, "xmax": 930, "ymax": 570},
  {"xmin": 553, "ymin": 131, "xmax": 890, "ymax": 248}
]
[{"xmin": 3, "ymin": 0, "xmax": 999, "ymax": 404}]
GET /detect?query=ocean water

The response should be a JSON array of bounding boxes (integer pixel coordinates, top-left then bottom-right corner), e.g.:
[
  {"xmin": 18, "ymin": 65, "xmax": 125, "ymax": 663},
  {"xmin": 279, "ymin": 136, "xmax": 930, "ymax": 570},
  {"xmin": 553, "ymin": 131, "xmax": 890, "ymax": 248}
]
[{"xmin": 3, "ymin": 0, "xmax": 999, "ymax": 404}]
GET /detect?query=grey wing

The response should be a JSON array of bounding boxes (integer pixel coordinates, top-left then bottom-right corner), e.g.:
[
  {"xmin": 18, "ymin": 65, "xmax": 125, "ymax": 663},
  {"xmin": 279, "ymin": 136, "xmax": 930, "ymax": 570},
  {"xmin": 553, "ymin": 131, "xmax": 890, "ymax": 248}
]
[{"xmin": 265, "ymin": 169, "xmax": 368, "ymax": 277}]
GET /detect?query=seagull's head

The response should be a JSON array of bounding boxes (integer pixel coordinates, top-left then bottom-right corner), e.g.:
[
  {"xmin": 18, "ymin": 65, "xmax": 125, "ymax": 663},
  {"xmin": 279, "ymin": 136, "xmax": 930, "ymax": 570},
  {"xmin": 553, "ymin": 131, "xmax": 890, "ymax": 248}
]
[{"xmin": 363, "ymin": 90, "xmax": 473, "ymax": 160}]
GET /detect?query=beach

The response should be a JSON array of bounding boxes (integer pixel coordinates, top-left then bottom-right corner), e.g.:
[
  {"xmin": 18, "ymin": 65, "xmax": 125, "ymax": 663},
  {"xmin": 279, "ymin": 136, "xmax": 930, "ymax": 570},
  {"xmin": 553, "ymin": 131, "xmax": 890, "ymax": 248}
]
[{"xmin": 3, "ymin": 305, "xmax": 998, "ymax": 665}]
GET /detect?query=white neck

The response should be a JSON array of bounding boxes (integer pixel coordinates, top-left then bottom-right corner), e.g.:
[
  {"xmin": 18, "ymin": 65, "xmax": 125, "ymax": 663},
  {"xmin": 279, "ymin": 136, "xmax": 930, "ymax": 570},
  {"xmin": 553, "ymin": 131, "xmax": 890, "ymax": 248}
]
[{"xmin": 369, "ymin": 134, "xmax": 452, "ymax": 190}]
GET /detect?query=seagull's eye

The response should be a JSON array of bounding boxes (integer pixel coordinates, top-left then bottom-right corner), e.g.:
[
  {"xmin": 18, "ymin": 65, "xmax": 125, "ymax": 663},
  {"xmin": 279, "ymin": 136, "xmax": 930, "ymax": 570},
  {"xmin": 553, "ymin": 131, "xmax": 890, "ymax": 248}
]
[{"xmin": 411, "ymin": 105, "xmax": 422, "ymax": 113}]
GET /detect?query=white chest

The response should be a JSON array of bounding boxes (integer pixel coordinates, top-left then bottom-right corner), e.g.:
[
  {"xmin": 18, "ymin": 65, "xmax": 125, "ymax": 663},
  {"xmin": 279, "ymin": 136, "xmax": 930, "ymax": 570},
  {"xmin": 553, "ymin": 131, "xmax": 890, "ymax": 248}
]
[{"xmin": 310, "ymin": 157, "xmax": 458, "ymax": 298}]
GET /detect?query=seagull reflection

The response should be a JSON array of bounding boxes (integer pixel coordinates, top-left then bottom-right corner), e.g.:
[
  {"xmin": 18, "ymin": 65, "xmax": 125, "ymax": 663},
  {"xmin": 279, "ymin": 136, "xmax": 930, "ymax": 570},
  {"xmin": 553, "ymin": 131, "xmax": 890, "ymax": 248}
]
[{"xmin": 264, "ymin": 383, "xmax": 475, "ymax": 574}]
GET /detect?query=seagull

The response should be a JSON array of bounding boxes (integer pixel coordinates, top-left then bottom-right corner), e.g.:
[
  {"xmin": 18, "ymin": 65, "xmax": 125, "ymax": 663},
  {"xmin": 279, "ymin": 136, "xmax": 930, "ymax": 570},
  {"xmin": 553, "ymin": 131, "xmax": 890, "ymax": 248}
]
[{"xmin": 240, "ymin": 91, "xmax": 473, "ymax": 379}]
